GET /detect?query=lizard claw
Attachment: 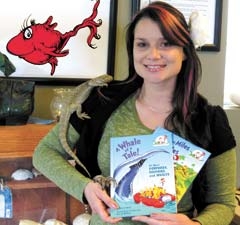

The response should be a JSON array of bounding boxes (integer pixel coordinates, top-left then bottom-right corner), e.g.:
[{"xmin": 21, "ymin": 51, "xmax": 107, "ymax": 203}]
[
  {"xmin": 78, "ymin": 112, "xmax": 91, "ymax": 120},
  {"xmin": 93, "ymin": 175, "xmax": 117, "ymax": 195}
]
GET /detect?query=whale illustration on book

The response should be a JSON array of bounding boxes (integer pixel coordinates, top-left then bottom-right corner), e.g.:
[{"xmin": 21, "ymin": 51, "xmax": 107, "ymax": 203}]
[
  {"xmin": 113, "ymin": 149, "xmax": 170, "ymax": 200},
  {"xmin": 115, "ymin": 158, "xmax": 146, "ymax": 199}
]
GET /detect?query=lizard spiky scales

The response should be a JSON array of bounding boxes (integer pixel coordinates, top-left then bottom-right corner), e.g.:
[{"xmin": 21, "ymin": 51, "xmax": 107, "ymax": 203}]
[{"xmin": 58, "ymin": 74, "xmax": 113, "ymax": 177}]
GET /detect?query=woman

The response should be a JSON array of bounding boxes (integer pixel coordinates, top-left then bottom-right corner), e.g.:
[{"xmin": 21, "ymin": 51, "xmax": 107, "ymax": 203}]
[{"xmin": 33, "ymin": 1, "xmax": 236, "ymax": 225}]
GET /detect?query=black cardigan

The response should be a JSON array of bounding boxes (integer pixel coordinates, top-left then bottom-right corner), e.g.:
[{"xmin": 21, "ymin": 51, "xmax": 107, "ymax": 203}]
[{"xmin": 70, "ymin": 79, "xmax": 236, "ymax": 178}]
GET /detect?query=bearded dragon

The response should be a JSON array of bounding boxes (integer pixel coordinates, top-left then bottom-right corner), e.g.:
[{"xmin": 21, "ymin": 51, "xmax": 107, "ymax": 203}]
[{"xmin": 58, "ymin": 74, "xmax": 113, "ymax": 177}]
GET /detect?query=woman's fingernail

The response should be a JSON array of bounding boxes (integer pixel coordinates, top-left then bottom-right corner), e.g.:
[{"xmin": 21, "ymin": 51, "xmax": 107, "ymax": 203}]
[{"xmin": 111, "ymin": 203, "xmax": 118, "ymax": 209}]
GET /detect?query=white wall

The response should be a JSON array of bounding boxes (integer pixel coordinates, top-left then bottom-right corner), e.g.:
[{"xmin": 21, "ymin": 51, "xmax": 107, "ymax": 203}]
[{"xmin": 197, "ymin": 1, "xmax": 240, "ymax": 188}]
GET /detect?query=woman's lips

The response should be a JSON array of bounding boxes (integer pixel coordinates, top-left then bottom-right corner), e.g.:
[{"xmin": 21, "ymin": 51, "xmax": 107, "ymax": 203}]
[{"xmin": 145, "ymin": 64, "xmax": 166, "ymax": 72}]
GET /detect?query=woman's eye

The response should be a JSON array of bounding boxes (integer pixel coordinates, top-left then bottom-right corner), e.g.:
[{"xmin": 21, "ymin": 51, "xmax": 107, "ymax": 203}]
[
  {"xmin": 136, "ymin": 42, "xmax": 148, "ymax": 48},
  {"xmin": 161, "ymin": 42, "xmax": 169, "ymax": 47},
  {"xmin": 160, "ymin": 41, "xmax": 172, "ymax": 48}
]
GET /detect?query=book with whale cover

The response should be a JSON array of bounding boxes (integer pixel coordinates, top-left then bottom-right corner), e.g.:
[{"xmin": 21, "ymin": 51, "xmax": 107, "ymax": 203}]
[
  {"xmin": 110, "ymin": 127, "xmax": 211, "ymax": 218},
  {"xmin": 110, "ymin": 128, "xmax": 177, "ymax": 218}
]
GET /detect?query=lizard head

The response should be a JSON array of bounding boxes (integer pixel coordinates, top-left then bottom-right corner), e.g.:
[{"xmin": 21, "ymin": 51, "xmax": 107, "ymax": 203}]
[{"xmin": 89, "ymin": 74, "xmax": 113, "ymax": 87}]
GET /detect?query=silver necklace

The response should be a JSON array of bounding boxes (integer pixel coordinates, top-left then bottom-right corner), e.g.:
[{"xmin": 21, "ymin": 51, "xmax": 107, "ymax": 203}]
[{"xmin": 137, "ymin": 97, "xmax": 172, "ymax": 114}]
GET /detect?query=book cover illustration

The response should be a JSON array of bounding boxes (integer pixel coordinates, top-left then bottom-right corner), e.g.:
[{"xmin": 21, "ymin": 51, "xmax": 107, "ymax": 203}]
[
  {"xmin": 171, "ymin": 130, "xmax": 211, "ymax": 202},
  {"xmin": 110, "ymin": 129, "xmax": 177, "ymax": 218}
]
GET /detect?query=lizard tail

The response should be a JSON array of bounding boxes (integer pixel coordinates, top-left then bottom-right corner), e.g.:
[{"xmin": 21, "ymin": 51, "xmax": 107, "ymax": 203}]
[{"xmin": 59, "ymin": 133, "xmax": 91, "ymax": 177}]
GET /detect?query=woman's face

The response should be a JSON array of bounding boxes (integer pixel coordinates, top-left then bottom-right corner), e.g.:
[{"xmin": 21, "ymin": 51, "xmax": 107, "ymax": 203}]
[{"xmin": 133, "ymin": 18, "xmax": 186, "ymax": 85}]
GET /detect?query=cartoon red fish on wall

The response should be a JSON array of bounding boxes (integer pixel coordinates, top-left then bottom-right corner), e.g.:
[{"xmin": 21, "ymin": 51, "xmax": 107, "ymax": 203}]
[{"xmin": 6, "ymin": 0, "xmax": 101, "ymax": 75}]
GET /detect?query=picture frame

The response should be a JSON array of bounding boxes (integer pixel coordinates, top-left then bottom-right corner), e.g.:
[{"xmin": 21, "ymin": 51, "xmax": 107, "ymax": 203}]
[
  {"xmin": 131, "ymin": 0, "xmax": 222, "ymax": 52},
  {"xmin": 0, "ymin": 0, "xmax": 118, "ymax": 85}
]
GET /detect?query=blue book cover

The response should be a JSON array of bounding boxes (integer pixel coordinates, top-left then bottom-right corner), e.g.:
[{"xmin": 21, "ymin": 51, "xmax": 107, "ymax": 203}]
[{"xmin": 110, "ymin": 129, "xmax": 177, "ymax": 218}]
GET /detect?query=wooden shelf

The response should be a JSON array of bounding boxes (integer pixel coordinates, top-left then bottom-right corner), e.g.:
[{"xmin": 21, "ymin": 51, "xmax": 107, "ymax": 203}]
[
  {"xmin": 0, "ymin": 123, "xmax": 54, "ymax": 158},
  {"xmin": 0, "ymin": 123, "xmax": 84, "ymax": 225},
  {"xmin": 7, "ymin": 176, "xmax": 57, "ymax": 190}
]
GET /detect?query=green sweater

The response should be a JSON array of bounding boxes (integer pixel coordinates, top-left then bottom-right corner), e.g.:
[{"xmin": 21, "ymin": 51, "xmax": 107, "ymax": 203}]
[{"xmin": 33, "ymin": 93, "xmax": 236, "ymax": 225}]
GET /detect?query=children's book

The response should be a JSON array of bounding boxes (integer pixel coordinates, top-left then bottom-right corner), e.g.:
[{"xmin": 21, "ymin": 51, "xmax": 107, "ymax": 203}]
[
  {"xmin": 110, "ymin": 128, "xmax": 177, "ymax": 218},
  {"xmin": 110, "ymin": 127, "xmax": 211, "ymax": 217},
  {"xmin": 171, "ymin": 130, "xmax": 211, "ymax": 202}
]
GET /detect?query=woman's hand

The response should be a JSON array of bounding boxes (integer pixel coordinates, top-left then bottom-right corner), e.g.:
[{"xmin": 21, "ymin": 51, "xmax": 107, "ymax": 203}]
[
  {"xmin": 132, "ymin": 213, "xmax": 201, "ymax": 225},
  {"xmin": 84, "ymin": 181, "xmax": 122, "ymax": 224}
]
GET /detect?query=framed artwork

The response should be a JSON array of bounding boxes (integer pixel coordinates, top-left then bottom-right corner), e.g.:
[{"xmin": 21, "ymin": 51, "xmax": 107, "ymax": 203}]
[
  {"xmin": 132, "ymin": 0, "xmax": 222, "ymax": 51},
  {"xmin": 0, "ymin": 0, "xmax": 118, "ymax": 84}
]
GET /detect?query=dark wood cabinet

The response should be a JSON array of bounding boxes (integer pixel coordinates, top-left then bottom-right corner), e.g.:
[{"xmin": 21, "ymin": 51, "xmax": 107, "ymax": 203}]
[{"xmin": 0, "ymin": 124, "xmax": 84, "ymax": 225}]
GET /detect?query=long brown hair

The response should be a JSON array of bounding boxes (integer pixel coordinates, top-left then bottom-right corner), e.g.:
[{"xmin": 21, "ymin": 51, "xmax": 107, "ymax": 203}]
[{"xmin": 126, "ymin": 1, "xmax": 202, "ymax": 135}]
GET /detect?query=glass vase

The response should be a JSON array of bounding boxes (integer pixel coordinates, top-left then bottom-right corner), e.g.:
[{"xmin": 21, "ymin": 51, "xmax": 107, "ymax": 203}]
[{"xmin": 50, "ymin": 88, "xmax": 71, "ymax": 122}]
